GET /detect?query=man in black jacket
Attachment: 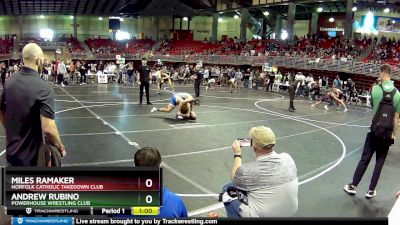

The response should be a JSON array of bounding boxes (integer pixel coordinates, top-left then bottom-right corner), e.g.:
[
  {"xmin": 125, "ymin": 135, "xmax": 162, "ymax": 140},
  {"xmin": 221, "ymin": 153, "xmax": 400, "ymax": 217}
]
[
  {"xmin": 192, "ymin": 64, "xmax": 203, "ymax": 98},
  {"xmin": 288, "ymin": 74, "xmax": 305, "ymax": 112},
  {"xmin": 137, "ymin": 57, "xmax": 152, "ymax": 105}
]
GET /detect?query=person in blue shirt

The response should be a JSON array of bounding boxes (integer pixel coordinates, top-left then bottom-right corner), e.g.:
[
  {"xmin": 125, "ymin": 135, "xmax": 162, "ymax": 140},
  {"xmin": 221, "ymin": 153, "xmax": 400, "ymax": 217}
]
[{"xmin": 134, "ymin": 147, "xmax": 188, "ymax": 218}]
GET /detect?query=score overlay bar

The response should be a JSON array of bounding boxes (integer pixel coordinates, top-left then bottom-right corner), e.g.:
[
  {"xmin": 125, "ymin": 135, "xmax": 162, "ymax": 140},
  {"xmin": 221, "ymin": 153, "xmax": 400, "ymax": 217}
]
[{"xmin": 2, "ymin": 167, "xmax": 162, "ymax": 215}]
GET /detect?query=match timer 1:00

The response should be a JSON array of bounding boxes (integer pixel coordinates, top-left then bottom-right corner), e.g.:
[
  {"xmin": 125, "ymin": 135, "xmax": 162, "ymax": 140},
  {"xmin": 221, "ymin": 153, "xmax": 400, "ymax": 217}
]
[{"xmin": 132, "ymin": 207, "xmax": 160, "ymax": 216}]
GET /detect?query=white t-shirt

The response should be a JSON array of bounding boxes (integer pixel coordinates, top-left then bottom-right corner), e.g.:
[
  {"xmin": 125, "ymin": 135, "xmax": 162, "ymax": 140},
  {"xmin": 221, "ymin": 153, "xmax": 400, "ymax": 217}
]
[{"xmin": 204, "ymin": 69, "xmax": 209, "ymax": 79}]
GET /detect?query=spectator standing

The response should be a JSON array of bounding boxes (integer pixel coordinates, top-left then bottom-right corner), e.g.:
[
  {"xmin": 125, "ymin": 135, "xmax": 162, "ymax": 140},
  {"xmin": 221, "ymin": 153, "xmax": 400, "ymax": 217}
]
[
  {"xmin": 333, "ymin": 75, "xmax": 341, "ymax": 89},
  {"xmin": 344, "ymin": 64, "xmax": 400, "ymax": 199},
  {"xmin": 69, "ymin": 61, "xmax": 75, "ymax": 84},
  {"xmin": 0, "ymin": 43, "xmax": 66, "ymax": 166},
  {"xmin": 0, "ymin": 62, "xmax": 6, "ymax": 86},
  {"xmin": 243, "ymin": 69, "xmax": 251, "ymax": 88},
  {"xmin": 266, "ymin": 72, "xmax": 275, "ymax": 92},
  {"xmin": 79, "ymin": 61, "xmax": 87, "ymax": 85},
  {"xmin": 127, "ymin": 64, "xmax": 134, "ymax": 86},
  {"xmin": 57, "ymin": 59, "xmax": 66, "ymax": 86},
  {"xmin": 203, "ymin": 67, "xmax": 209, "ymax": 85}
]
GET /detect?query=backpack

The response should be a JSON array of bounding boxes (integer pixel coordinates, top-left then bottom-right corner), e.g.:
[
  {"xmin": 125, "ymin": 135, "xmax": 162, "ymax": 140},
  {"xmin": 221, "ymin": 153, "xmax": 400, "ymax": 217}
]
[{"xmin": 371, "ymin": 84, "xmax": 397, "ymax": 140}]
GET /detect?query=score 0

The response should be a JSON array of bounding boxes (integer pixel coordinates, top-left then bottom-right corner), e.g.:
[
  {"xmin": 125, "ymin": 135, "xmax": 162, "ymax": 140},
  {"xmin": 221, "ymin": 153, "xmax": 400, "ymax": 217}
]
[
  {"xmin": 141, "ymin": 177, "xmax": 159, "ymax": 206},
  {"xmin": 142, "ymin": 178, "xmax": 158, "ymax": 190},
  {"xmin": 145, "ymin": 179, "xmax": 153, "ymax": 188},
  {"xmin": 144, "ymin": 178, "xmax": 154, "ymax": 204}
]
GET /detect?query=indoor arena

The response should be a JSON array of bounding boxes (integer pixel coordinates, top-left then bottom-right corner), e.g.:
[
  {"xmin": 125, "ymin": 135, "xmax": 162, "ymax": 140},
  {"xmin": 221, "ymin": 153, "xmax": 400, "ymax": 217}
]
[{"xmin": 0, "ymin": 0, "xmax": 399, "ymax": 224}]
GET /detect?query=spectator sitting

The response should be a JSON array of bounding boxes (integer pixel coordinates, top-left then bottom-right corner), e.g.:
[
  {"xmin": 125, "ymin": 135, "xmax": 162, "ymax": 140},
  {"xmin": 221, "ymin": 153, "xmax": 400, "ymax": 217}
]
[
  {"xmin": 221, "ymin": 126, "xmax": 298, "ymax": 217},
  {"xmin": 134, "ymin": 147, "xmax": 188, "ymax": 218}
]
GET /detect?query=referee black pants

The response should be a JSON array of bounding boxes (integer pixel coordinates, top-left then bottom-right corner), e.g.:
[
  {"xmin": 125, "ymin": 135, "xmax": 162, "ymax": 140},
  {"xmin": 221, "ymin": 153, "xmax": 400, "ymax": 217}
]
[
  {"xmin": 288, "ymin": 85, "xmax": 295, "ymax": 109},
  {"xmin": 1, "ymin": 73, "xmax": 5, "ymax": 86},
  {"xmin": 194, "ymin": 80, "xmax": 201, "ymax": 98},
  {"xmin": 140, "ymin": 81, "xmax": 150, "ymax": 103},
  {"xmin": 351, "ymin": 132, "xmax": 391, "ymax": 191}
]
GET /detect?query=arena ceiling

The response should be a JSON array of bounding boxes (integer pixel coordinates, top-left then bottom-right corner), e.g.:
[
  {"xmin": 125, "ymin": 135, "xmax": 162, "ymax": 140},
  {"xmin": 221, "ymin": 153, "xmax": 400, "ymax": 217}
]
[{"xmin": 0, "ymin": 0, "xmax": 398, "ymax": 18}]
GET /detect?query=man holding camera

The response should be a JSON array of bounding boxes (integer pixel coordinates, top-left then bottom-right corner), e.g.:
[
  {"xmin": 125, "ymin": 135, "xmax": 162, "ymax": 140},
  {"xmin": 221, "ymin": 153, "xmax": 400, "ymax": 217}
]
[{"xmin": 222, "ymin": 126, "xmax": 298, "ymax": 217}]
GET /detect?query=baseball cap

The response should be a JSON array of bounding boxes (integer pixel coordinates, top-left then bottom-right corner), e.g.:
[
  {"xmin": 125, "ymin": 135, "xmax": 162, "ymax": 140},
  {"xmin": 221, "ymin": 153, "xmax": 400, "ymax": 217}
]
[{"xmin": 249, "ymin": 126, "xmax": 276, "ymax": 148}]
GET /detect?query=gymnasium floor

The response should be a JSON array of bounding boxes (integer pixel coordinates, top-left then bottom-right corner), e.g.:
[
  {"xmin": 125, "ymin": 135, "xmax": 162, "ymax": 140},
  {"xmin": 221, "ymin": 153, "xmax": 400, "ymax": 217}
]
[{"xmin": 0, "ymin": 83, "xmax": 399, "ymax": 218}]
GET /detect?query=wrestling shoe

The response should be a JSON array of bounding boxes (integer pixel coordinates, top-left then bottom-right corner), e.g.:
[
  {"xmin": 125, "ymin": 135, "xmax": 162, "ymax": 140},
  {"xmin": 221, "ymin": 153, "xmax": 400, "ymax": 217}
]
[
  {"xmin": 177, "ymin": 115, "xmax": 184, "ymax": 120},
  {"xmin": 206, "ymin": 86, "xmax": 208, "ymax": 91},
  {"xmin": 147, "ymin": 102, "xmax": 153, "ymax": 105},
  {"xmin": 343, "ymin": 184, "xmax": 356, "ymax": 196},
  {"xmin": 150, "ymin": 107, "xmax": 158, "ymax": 113},
  {"xmin": 343, "ymin": 108, "xmax": 348, "ymax": 112},
  {"xmin": 311, "ymin": 104, "xmax": 315, "ymax": 108},
  {"xmin": 366, "ymin": 190, "xmax": 376, "ymax": 199},
  {"xmin": 288, "ymin": 108, "xmax": 295, "ymax": 112},
  {"xmin": 324, "ymin": 105, "xmax": 329, "ymax": 110}
]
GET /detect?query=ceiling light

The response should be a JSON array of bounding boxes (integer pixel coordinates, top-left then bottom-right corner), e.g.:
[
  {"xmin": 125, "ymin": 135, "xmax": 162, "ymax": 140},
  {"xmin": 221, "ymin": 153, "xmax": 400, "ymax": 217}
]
[
  {"xmin": 263, "ymin": 11, "xmax": 269, "ymax": 16},
  {"xmin": 317, "ymin": 7, "xmax": 323, "ymax": 13},
  {"xmin": 183, "ymin": 17, "xmax": 188, "ymax": 21},
  {"xmin": 234, "ymin": 15, "xmax": 239, "ymax": 19},
  {"xmin": 352, "ymin": 6, "xmax": 357, "ymax": 12},
  {"xmin": 218, "ymin": 18, "xmax": 223, "ymax": 22},
  {"xmin": 40, "ymin": 15, "xmax": 45, "ymax": 19},
  {"xmin": 329, "ymin": 17, "xmax": 335, "ymax": 22},
  {"xmin": 384, "ymin": 8, "xmax": 390, "ymax": 13},
  {"xmin": 98, "ymin": 17, "xmax": 103, "ymax": 21}
]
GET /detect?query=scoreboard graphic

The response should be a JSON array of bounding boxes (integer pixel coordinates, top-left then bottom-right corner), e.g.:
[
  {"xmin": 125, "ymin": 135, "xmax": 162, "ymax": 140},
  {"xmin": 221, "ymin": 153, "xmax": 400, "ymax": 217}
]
[{"xmin": 1, "ymin": 167, "xmax": 162, "ymax": 216}]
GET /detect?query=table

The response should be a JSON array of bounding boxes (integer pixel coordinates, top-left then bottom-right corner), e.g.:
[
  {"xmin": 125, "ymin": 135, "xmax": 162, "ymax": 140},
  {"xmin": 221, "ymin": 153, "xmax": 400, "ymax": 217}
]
[
  {"xmin": 358, "ymin": 95, "xmax": 371, "ymax": 107},
  {"xmin": 273, "ymin": 82, "xmax": 290, "ymax": 93},
  {"xmin": 85, "ymin": 72, "xmax": 116, "ymax": 84}
]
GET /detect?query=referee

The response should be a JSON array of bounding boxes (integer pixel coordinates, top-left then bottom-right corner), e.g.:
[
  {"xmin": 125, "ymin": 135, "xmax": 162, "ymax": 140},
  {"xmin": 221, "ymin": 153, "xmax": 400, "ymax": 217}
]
[
  {"xmin": 137, "ymin": 57, "xmax": 152, "ymax": 105},
  {"xmin": 288, "ymin": 73, "xmax": 305, "ymax": 112},
  {"xmin": 193, "ymin": 64, "xmax": 203, "ymax": 98}
]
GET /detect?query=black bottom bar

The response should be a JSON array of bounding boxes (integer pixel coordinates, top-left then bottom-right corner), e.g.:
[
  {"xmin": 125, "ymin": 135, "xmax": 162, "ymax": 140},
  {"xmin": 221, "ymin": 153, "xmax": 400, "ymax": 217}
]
[{"xmin": 72, "ymin": 217, "xmax": 388, "ymax": 225}]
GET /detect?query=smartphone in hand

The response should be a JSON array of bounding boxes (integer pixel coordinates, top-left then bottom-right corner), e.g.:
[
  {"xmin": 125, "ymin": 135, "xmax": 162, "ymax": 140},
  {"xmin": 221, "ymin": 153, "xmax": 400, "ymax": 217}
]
[{"xmin": 237, "ymin": 138, "xmax": 252, "ymax": 147}]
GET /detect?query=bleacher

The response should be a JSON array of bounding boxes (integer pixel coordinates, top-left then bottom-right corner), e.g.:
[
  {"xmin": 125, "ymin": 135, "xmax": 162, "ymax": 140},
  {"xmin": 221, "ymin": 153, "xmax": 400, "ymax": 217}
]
[
  {"xmin": 0, "ymin": 39, "xmax": 12, "ymax": 54},
  {"xmin": 66, "ymin": 37, "xmax": 84, "ymax": 53},
  {"xmin": 86, "ymin": 38, "xmax": 155, "ymax": 55}
]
